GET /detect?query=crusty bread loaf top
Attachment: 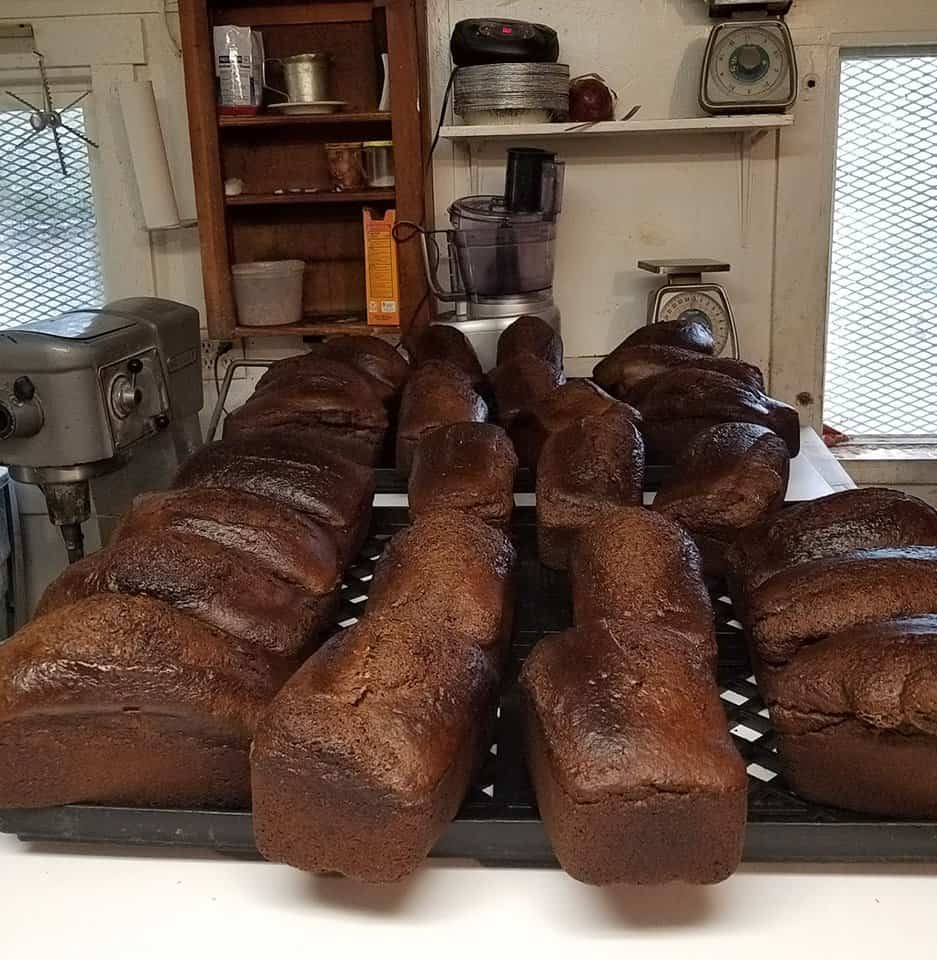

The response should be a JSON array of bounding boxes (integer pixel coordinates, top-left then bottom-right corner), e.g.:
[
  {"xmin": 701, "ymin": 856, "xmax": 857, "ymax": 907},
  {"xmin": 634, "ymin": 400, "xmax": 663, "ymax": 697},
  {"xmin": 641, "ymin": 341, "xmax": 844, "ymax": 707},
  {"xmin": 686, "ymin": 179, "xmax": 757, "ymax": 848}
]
[
  {"xmin": 520, "ymin": 619, "xmax": 746, "ymax": 802},
  {"xmin": 408, "ymin": 422, "xmax": 517, "ymax": 526},
  {"xmin": 366, "ymin": 511, "xmax": 516, "ymax": 655},
  {"xmin": 767, "ymin": 616, "xmax": 937, "ymax": 737},
  {"xmin": 0, "ymin": 593, "xmax": 285, "ymax": 730},
  {"xmin": 490, "ymin": 353, "xmax": 566, "ymax": 428},
  {"xmin": 405, "ymin": 324, "xmax": 485, "ymax": 387},
  {"xmin": 654, "ymin": 422, "xmax": 790, "ymax": 539},
  {"xmin": 536, "ymin": 409, "xmax": 645, "ymax": 518},
  {"xmin": 316, "ymin": 335, "xmax": 410, "ymax": 396},
  {"xmin": 569, "ymin": 507, "xmax": 716, "ymax": 659},
  {"xmin": 617, "ymin": 317, "xmax": 716, "ymax": 355},
  {"xmin": 113, "ymin": 486, "xmax": 341, "ymax": 596},
  {"xmin": 496, "ymin": 315, "xmax": 563, "ymax": 371},
  {"xmin": 749, "ymin": 546, "xmax": 937, "ymax": 667},
  {"xmin": 727, "ymin": 487, "xmax": 937, "ymax": 597},
  {"xmin": 252, "ymin": 614, "xmax": 497, "ymax": 801}
]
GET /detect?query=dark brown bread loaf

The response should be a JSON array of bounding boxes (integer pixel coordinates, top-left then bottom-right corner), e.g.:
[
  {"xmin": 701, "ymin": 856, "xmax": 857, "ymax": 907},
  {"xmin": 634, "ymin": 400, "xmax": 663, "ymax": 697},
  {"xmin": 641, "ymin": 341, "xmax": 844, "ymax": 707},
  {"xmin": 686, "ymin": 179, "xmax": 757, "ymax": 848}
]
[
  {"xmin": 509, "ymin": 379, "xmax": 641, "ymax": 471},
  {"xmin": 490, "ymin": 353, "xmax": 565, "ymax": 430},
  {"xmin": 365, "ymin": 511, "xmax": 516, "ymax": 657},
  {"xmin": 37, "ymin": 529, "xmax": 336, "ymax": 659},
  {"xmin": 112, "ymin": 486, "xmax": 341, "ymax": 598},
  {"xmin": 570, "ymin": 508, "xmax": 716, "ymax": 664},
  {"xmin": 405, "ymin": 324, "xmax": 485, "ymax": 388},
  {"xmin": 747, "ymin": 547, "xmax": 937, "ymax": 694},
  {"xmin": 654, "ymin": 422, "xmax": 790, "ymax": 575},
  {"xmin": 638, "ymin": 368, "xmax": 800, "ymax": 459},
  {"xmin": 251, "ymin": 615, "xmax": 498, "ymax": 881},
  {"xmin": 593, "ymin": 343, "xmax": 765, "ymax": 405},
  {"xmin": 395, "ymin": 361, "xmax": 488, "ymax": 476},
  {"xmin": 496, "ymin": 315, "xmax": 563, "ymax": 371},
  {"xmin": 769, "ymin": 617, "xmax": 937, "ymax": 817},
  {"xmin": 618, "ymin": 317, "xmax": 716, "ymax": 354},
  {"xmin": 726, "ymin": 487, "xmax": 937, "ymax": 602},
  {"xmin": 536, "ymin": 409, "xmax": 645, "ymax": 570},
  {"xmin": 251, "ymin": 342, "xmax": 406, "ymax": 407},
  {"xmin": 408, "ymin": 422, "xmax": 518, "ymax": 530},
  {"xmin": 520, "ymin": 620, "xmax": 747, "ymax": 885},
  {"xmin": 174, "ymin": 437, "xmax": 375, "ymax": 564},
  {"xmin": 224, "ymin": 357, "xmax": 388, "ymax": 465},
  {"xmin": 222, "ymin": 418, "xmax": 380, "ymax": 467},
  {"xmin": 0, "ymin": 593, "xmax": 286, "ymax": 809}
]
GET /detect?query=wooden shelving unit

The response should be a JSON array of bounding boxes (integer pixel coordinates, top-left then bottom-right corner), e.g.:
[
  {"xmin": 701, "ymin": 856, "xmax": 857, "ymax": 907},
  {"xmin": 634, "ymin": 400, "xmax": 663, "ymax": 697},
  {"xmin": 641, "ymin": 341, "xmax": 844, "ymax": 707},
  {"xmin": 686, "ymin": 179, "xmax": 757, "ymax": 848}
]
[
  {"xmin": 179, "ymin": 1, "xmax": 431, "ymax": 340},
  {"xmin": 225, "ymin": 188, "xmax": 395, "ymax": 207}
]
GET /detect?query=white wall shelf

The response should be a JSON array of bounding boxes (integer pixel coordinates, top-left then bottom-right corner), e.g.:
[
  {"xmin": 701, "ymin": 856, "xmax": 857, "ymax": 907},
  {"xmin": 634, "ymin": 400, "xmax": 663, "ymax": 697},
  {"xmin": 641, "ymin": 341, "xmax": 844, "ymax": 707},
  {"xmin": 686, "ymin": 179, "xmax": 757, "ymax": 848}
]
[{"xmin": 439, "ymin": 114, "xmax": 794, "ymax": 140}]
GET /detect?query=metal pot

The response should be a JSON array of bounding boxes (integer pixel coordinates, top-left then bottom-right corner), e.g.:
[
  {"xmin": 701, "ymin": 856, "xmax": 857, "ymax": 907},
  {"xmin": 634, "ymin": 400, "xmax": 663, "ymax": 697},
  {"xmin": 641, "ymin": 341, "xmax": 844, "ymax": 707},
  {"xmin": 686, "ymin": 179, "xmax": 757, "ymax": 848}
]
[{"xmin": 265, "ymin": 53, "xmax": 330, "ymax": 103}]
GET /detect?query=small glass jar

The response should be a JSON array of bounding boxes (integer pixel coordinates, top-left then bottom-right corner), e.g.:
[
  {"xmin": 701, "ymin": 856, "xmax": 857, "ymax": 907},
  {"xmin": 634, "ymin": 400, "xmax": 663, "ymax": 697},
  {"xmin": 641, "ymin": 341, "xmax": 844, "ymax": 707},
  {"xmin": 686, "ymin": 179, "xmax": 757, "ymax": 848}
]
[
  {"xmin": 325, "ymin": 142, "xmax": 366, "ymax": 191},
  {"xmin": 362, "ymin": 140, "xmax": 395, "ymax": 188}
]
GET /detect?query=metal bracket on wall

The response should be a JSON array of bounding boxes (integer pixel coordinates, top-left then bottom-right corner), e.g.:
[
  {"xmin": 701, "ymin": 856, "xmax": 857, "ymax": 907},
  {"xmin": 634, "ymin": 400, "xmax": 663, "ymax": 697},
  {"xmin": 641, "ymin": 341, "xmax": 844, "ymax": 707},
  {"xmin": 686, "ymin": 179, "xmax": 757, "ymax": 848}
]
[{"xmin": 204, "ymin": 359, "xmax": 273, "ymax": 442}]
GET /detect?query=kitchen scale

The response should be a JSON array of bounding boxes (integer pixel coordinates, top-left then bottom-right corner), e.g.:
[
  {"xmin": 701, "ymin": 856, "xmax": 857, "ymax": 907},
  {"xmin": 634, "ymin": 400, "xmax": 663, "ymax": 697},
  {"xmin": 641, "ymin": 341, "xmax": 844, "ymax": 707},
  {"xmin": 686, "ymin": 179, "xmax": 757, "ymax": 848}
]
[
  {"xmin": 700, "ymin": 0, "xmax": 798, "ymax": 114},
  {"xmin": 639, "ymin": 259, "xmax": 740, "ymax": 358}
]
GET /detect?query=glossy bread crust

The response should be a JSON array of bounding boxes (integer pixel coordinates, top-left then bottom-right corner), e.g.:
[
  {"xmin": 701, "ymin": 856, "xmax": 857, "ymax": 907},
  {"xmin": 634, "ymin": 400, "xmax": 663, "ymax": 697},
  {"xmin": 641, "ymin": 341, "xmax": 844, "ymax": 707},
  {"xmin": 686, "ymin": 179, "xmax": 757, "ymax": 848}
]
[{"xmin": 496, "ymin": 315, "xmax": 564, "ymax": 371}]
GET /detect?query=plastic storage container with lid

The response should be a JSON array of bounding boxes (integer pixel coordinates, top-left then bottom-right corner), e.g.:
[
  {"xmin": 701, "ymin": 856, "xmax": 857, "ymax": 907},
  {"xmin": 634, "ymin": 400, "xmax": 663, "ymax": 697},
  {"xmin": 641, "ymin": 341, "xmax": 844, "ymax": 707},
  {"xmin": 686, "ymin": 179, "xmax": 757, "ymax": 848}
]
[
  {"xmin": 363, "ymin": 140, "xmax": 395, "ymax": 187},
  {"xmin": 231, "ymin": 260, "xmax": 305, "ymax": 327}
]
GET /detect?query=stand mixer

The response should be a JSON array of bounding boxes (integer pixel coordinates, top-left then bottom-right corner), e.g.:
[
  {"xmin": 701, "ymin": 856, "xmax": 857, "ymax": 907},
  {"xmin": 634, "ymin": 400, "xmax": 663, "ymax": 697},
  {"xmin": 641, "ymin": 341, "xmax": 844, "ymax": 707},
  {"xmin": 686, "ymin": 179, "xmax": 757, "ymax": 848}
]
[
  {"xmin": 0, "ymin": 298, "xmax": 202, "ymax": 570},
  {"xmin": 419, "ymin": 147, "xmax": 564, "ymax": 368}
]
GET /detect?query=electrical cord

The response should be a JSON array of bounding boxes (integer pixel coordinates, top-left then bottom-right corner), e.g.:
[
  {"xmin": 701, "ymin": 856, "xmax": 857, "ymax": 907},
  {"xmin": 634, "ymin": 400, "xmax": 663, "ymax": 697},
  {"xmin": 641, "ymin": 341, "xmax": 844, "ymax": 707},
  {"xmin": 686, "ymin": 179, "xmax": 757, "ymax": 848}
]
[
  {"xmin": 425, "ymin": 67, "xmax": 457, "ymax": 174},
  {"xmin": 213, "ymin": 341, "xmax": 234, "ymax": 415}
]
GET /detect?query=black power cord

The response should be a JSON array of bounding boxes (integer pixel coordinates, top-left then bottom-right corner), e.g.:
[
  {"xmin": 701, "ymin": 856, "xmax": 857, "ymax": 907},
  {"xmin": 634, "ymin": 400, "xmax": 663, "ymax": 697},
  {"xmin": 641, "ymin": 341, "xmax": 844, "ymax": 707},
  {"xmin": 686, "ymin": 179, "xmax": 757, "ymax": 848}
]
[
  {"xmin": 213, "ymin": 341, "xmax": 234, "ymax": 415},
  {"xmin": 425, "ymin": 67, "xmax": 457, "ymax": 173}
]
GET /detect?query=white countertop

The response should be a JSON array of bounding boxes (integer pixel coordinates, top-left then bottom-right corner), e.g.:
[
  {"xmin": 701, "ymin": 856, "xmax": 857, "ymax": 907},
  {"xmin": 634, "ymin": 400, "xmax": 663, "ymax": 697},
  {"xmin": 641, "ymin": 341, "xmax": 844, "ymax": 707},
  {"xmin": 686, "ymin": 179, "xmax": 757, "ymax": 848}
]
[{"xmin": 6, "ymin": 429, "xmax": 919, "ymax": 958}]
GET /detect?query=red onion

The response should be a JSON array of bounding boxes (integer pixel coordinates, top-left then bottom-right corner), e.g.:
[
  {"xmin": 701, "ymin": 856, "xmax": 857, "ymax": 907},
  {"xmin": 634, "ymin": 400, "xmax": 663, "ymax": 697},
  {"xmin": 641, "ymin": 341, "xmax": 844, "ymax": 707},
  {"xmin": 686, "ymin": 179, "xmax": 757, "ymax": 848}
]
[{"xmin": 569, "ymin": 74, "xmax": 616, "ymax": 122}]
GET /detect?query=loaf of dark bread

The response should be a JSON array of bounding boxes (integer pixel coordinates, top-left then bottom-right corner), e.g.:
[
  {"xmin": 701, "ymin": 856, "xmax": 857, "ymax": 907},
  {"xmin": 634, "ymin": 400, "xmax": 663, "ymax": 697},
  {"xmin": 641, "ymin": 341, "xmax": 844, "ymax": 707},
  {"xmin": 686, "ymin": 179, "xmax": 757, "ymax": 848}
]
[
  {"xmin": 747, "ymin": 547, "xmax": 937, "ymax": 694},
  {"xmin": 405, "ymin": 324, "xmax": 485, "ymax": 388},
  {"xmin": 224, "ymin": 357, "xmax": 388, "ymax": 465},
  {"xmin": 617, "ymin": 317, "xmax": 716, "ymax": 354},
  {"xmin": 365, "ymin": 511, "xmax": 516, "ymax": 657},
  {"xmin": 222, "ymin": 418, "xmax": 380, "ymax": 468},
  {"xmin": 638, "ymin": 368, "xmax": 800, "ymax": 459},
  {"xmin": 509, "ymin": 379, "xmax": 641, "ymax": 471},
  {"xmin": 536, "ymin": 409, "xmax": 644, "ymax": 570},
  {"xmin": 37, "ymin": 529, "xmax": 336, "ymax": 659},
  {"xmin": 251, "ymin": 614, "xmax": 498, "ymax": 881},
  {"xmin": 112, "ymin": 486, "xmax": 341, "ymax": 598},
  {"xmin": 0, "ymin": 593, "xmax": 285, "ymax": 809},
  {"xmin": 174, "ymin": 437, "xmax": 375, "ymax": 564},
  {"xmin": 395, "ymin": 361, "xmax": 488, "ymax": 476},
  {"xmin": 570, "ymin": 508, "xmax": 716, "ymax": 664},
  {"xmin": 496, "ymin": 315, "xmax": 563, "ymax": 371},
  {"xmin": 769, "ymin": 617, "xmax": 937, "ymax": 817},
  {"xmin": 654, "ymin": 423, "xmax": 790, "ymax": 575},
  {"xmin": 726, "ymin": 487, "xmax": 937, "ymax": 601},
  {"xmin": 520, "ymin": 620, "xmax": 747, "ymax": 885},
  {"xmin": 408, "ymin": 422, "xmax": 518, "ymax": 530},
  {"xmin": 593, "ymin": 344, "xmax": 765, "ymax": 404},
  {"xmin": 490, "ymin": 353, "xmax": 565, "ymax": 430},
  {"xmin": 317, "ymin": 335, "xmax": 410, "ymax": 401}
]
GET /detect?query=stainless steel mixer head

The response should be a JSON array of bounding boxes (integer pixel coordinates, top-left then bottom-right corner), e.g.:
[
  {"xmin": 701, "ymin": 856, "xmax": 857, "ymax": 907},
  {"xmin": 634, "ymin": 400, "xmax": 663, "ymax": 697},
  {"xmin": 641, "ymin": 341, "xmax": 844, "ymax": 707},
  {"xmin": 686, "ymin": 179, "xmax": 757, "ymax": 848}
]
[{"xmin": 0, "ymin": 298, "xmax": 202, "ymax": 562}]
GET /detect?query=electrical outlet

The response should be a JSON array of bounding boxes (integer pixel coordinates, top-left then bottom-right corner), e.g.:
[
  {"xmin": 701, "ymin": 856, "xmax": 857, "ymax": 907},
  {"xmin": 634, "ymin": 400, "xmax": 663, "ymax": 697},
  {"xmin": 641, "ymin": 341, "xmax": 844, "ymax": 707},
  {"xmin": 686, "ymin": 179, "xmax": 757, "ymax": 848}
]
[{"xmin": 201, "ymin": 339, "xmax": 243, "ymax": 381}]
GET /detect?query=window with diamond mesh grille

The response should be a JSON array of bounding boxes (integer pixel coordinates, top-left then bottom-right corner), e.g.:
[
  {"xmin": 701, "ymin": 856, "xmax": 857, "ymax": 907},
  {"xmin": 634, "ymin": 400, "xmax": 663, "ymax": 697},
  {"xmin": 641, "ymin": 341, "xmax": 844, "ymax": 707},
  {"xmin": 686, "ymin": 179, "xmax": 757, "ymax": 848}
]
[
  {"xmin": 0, "ymin": 107, "xmax": 103, "ymax": 329},
  {"xmin": 823, "ymin": 54, "xmax": 937, "ymax": 440}
]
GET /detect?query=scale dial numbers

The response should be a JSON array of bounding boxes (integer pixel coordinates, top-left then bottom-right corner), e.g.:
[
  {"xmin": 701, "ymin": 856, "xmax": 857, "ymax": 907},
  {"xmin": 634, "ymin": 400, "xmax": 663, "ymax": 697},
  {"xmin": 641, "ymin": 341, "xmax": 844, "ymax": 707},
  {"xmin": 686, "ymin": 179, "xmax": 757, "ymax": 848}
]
[
  {"xmin": 700, "ymin": 20, "xmax": 797, "ymax": 113},
  {"xmin": 657, "ymin": 289, "xmax": 731, "ymax": 354}
]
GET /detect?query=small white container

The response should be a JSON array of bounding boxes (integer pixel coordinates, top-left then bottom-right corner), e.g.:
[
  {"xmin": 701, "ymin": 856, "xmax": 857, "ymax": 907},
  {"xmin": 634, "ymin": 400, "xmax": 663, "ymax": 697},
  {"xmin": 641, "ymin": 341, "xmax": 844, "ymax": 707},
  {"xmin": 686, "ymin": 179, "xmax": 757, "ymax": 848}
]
[
  {"xmin": 363, "ymin": 140, "xmax": 395, "ymax": 188},
  {"xmin": 231, "ymin": 260, "xmax": 305, "ymax": 327}
]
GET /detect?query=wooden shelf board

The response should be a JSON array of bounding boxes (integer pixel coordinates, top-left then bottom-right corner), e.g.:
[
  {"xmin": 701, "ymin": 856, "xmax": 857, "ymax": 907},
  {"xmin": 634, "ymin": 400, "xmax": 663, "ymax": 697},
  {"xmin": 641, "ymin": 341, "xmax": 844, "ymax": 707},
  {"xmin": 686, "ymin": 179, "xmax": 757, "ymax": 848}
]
[
  {"xmin": 234, "ymin": 319, "xmax": 398, "ymax": 338},
  {"xmin": 226, "ymin": 189, "xmax": 395, "ymax": 207},
  {"xmin": 219, "ymin": 112, "xmax": 392, "ymax": 129},
  {"xmin": 440, "ymin": 114, "xmax": 795, "ymax": 140}
]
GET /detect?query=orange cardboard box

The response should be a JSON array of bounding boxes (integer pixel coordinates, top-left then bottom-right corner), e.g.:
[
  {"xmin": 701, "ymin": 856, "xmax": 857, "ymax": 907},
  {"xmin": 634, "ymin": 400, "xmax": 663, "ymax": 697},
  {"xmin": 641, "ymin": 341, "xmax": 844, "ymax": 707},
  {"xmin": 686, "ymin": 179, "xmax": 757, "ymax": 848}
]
[{"xmin": 363, "ymin": 207, "xmax": 400, "ymax": 327}]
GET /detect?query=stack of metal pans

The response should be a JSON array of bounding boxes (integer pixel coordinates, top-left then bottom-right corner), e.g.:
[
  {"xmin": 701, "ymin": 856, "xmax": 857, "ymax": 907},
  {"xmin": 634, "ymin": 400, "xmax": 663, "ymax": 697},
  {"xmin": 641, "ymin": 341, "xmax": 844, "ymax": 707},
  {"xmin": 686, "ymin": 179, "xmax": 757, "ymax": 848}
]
[{"xmin": 454, "ymin": 63, "xmax": 570, "ymax": 124}]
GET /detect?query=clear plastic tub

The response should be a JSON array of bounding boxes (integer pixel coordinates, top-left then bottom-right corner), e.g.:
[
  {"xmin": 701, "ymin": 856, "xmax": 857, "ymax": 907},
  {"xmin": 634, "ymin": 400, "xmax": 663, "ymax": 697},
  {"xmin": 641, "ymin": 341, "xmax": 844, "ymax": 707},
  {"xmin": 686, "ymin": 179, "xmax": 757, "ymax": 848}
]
[{"xmin": 231, "ymin": 260, "xmax": 305, "ymax": 327}]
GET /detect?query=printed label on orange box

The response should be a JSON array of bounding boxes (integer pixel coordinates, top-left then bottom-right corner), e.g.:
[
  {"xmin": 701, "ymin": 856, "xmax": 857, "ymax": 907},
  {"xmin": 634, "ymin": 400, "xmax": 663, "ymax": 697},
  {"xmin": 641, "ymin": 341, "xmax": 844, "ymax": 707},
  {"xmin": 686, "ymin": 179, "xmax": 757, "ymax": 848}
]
[{"xmin": 363, "ymin": 207, "xmax": 400, "ymax": 327}]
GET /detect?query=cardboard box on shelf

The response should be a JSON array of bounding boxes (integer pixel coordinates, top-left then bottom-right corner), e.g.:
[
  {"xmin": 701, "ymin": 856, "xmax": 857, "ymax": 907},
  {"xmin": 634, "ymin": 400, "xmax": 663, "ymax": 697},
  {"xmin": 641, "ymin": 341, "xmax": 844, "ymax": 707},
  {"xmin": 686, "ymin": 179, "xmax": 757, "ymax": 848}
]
[{"xmin": 363, "ymin": 207, "xmax": 400, "ymax": 327}]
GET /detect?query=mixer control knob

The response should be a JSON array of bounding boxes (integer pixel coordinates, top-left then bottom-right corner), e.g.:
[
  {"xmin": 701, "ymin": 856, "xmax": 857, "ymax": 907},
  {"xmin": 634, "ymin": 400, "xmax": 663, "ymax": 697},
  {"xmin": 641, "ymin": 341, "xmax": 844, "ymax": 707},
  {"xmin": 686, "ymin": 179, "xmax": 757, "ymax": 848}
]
[
  {"xmin": 111, "ymin": 375, "xmax": 143, "ymax": 419},
  {"xmin": 127, "ymin": 357, "xmax": 143, "ymax": 374},
  {"xmin": 0, "ymin": 394, "xmax": 43, "ymax": 440},
  {"xmin": 13, "ymin": 376, "xmax": 35, "ymax": 402}
]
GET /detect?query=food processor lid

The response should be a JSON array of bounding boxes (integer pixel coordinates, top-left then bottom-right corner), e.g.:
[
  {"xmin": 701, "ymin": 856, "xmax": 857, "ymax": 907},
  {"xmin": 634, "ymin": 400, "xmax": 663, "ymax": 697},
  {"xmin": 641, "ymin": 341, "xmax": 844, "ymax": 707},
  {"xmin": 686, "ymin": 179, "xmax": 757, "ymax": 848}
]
[{"xmin": 449, "ymin": 195, "xmax": 549, "ymax": 225}]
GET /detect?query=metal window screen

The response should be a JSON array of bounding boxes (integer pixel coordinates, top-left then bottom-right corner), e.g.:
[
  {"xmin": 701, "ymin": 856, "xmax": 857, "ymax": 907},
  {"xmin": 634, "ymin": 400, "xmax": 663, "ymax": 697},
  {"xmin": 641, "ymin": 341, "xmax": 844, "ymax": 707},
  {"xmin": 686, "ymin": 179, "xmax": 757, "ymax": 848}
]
[
  {"xmin": 824, "ymin": 54, "xmax": 937, "ymax": 440},
  {"xmin": 0, "ymin": 108, "xmax": 103, "ymax": 329}
]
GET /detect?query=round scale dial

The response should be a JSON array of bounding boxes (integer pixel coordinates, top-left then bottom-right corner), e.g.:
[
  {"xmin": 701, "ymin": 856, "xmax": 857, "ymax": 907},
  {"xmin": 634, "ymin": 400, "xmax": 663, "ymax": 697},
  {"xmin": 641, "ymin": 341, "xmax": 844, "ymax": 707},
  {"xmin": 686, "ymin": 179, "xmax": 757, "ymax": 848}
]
[
  {"xmin": 711, "ymin": 26, "xmax": 789, "ymax": 101},
  {"xmin": 658, "ymin": 290, "xmax": 731, "ymax": 353}
]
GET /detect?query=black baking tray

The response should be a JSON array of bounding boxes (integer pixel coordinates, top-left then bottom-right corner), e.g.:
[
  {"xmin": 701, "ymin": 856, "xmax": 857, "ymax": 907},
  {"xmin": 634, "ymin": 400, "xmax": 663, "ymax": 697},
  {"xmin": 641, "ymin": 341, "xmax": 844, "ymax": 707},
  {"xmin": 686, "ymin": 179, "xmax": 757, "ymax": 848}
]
[{"xmin": 2, "ymin": 506, "xmax": 936, "ymax": 863}]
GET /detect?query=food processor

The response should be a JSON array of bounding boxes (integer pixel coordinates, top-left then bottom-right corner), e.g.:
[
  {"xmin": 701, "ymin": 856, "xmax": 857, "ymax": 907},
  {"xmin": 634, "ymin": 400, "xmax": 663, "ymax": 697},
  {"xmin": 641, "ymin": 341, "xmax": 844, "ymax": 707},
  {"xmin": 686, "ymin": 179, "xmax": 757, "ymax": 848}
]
[{"xmin": 419, "ymin": 148, "xmax": 564, "ymax": 369}]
